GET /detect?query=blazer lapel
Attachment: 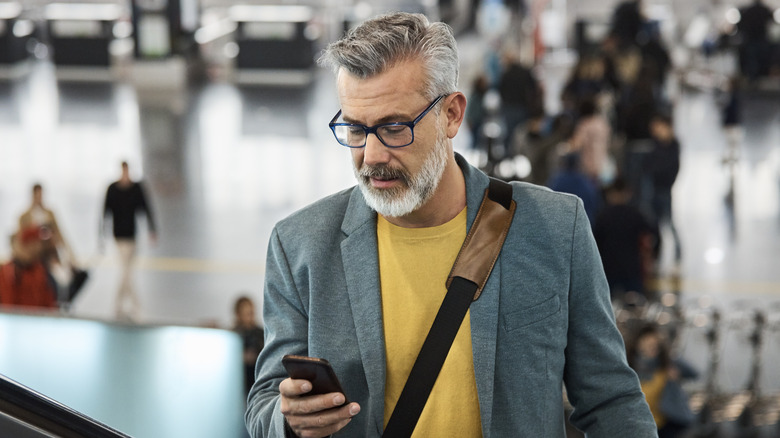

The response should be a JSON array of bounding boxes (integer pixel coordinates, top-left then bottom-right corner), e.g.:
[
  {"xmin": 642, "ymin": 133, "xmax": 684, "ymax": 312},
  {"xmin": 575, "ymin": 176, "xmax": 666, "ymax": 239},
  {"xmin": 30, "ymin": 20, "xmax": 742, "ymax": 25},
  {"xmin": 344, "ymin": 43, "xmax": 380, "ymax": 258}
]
[
  {"xmin": 459, "ymin": 154, "xmax": 500, "ymax": 435},
  {"xmin": 341, "ymin": 188, "xmax": 386, "ymax": 436},
  {"xmin": 469, "ymin": 267, "xmax": 500, "ymax": 435}
]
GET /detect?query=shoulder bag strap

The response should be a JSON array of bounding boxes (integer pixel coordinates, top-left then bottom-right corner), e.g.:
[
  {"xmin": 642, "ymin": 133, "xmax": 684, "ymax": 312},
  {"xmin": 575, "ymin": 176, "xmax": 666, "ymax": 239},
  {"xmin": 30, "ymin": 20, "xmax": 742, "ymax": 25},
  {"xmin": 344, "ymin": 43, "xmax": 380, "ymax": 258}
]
[{"xmin": 382, "ymin": 178, "xmax": 516, "ymax": 438}]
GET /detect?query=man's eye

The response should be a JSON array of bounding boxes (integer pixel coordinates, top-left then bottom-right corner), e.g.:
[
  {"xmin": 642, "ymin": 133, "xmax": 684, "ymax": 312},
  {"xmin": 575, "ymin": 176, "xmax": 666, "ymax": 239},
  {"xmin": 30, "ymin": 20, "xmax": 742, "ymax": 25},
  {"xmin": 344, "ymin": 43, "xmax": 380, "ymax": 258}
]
[{"xmin": 381, "ymin": 125, "xmax": 408, "ymax": 136}]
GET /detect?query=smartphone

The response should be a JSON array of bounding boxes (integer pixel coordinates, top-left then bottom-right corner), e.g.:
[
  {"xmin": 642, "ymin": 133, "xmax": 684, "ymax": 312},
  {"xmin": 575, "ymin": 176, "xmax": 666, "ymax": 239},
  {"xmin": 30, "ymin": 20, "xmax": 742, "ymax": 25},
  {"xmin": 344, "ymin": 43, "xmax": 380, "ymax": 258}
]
[{"xmin": 282, "ymin": 355, "xmax": 349, "ymax": 403}]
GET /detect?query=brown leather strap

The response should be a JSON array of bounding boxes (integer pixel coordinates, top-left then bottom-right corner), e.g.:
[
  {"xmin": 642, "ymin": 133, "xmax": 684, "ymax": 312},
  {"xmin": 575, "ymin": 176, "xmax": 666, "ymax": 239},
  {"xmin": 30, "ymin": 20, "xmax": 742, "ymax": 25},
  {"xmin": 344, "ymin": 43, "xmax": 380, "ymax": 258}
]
[
  {"xmin": 446, "ymin": 181, "xmax": 516, "ymax": 301},
  {"xmin": 382, "ymin": 178, "xmax": 515, "ymax": 438}
]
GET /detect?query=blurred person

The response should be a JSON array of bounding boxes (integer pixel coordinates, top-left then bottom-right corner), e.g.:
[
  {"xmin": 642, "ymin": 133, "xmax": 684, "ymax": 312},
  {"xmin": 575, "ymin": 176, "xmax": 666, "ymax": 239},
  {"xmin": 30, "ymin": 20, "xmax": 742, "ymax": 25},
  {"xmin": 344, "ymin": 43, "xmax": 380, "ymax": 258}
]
[
  {"xmin": 609, "ymin": 0, "xmax": 646, "ymax": 49},
  {"xmin": 465, "ymin": 74, "xmax": 490, "ymax": 151},
  {"xmin": 498, "ymin": 51, "xmax": 541, "ymax": 158},
  {"xmin": 547, "ymin": 152, "xmax": 601, "ymax": 224},
  {"xmin": 18, "ymin": 183, "xmax": 78, "ymax": 302},
  {"xmin": 618, "ymin": 70, "xmax": 660, "ymax": 214},
  {"xmin": 627, "ymin": 324, "xmax": 699, "ymax": 438},
  {"xmin": 246, "ymin": 12, "xmax": 657, "ymax": 438},
  {"xmin": 637, "ymin": 24, "xmax": 671, "ymax": 102},
  {"xmin": 601, "ymin": 34, "xmax": 641, "ymax": 98},
  {"xmin": 0, "ymin": 227, "xmax": 58, "ymax": 309},
  {"xmin": 737, "ymin": 0, "xmax": 774, "ymax": 81},
  {"xmin": 720, "ymin": 76, "xmax": 743, "ymax": 164},
  {"xmin": 561, "ymin": 54, "xmax": 616, "ymax": 113},
  {"xmin": 233, "ymin": 295, "xmax": 265, "ymax": 395},
  {"xmin": 525, "ymin": 113, "xmax": 575, "ymax": 186},
  {"xmin": 646, "ymin": 114, "xmax": 682, "ymax": 269},
  {"xmin": 100, "ymin": 161, "xmax": 157, "ymax": 321},
  {"xmin": 594, "ymin": 177, "xmax": 654, "ymax": 300},
  {"xmin": 570, "ymin": 98, "xmax": 612, "ymax": 185}
]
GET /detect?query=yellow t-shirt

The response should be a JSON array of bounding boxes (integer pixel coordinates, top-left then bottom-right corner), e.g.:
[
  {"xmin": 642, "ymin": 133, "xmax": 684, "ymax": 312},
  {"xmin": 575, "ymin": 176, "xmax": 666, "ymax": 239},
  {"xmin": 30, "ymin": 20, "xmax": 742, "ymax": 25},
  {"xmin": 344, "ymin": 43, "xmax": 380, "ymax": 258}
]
[{"xmin": 378, "ymin": 209, "xmax": 482, "ymax": 437}]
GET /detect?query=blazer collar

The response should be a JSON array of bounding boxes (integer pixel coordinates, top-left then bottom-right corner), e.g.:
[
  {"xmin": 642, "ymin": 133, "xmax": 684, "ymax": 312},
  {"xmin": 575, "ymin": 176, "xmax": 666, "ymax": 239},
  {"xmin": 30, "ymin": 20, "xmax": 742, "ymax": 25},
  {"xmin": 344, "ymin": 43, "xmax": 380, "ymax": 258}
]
[{"xmin": 340, "ymin": 187, "xmax": 385, "ymax": 435}]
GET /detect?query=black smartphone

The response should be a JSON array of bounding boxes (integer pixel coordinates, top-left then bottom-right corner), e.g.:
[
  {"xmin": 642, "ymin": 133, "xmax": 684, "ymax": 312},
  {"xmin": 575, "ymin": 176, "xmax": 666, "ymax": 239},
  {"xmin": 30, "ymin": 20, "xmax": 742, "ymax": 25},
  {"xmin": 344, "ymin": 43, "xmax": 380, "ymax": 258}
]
[{"xmin": 281, "ymin": 355, "xmax": 349, "ymax": 403}]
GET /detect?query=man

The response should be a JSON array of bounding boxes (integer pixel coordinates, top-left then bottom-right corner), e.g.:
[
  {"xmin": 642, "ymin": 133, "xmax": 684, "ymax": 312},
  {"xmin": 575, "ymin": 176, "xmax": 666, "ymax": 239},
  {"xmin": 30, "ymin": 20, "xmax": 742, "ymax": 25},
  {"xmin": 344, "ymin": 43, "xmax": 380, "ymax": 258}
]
[
  {"xmin": 246, "ymin": 12, "xmax": 657, "ymax": 438},
  {"xmin": 101, "ymin": 161, "xmax": 157, "ymax": 320}
]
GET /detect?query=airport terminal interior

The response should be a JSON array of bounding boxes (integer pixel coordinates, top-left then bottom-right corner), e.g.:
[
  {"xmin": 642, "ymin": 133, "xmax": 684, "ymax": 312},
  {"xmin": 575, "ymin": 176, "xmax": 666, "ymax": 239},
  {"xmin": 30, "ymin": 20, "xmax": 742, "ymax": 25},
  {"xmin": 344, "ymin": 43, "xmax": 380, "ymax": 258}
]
[{"xmin": 1, "ymin": 0, "xmax": 780, "ymax": 436}]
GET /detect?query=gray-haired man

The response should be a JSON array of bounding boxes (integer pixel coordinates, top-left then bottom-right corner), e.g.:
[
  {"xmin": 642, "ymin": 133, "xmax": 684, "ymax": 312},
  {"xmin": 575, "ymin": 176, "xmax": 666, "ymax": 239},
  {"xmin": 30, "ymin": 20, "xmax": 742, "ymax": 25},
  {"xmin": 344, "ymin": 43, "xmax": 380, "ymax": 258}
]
[{"xmin": 246, "ymin": 12, "xmax": 657, "ymax": 438}]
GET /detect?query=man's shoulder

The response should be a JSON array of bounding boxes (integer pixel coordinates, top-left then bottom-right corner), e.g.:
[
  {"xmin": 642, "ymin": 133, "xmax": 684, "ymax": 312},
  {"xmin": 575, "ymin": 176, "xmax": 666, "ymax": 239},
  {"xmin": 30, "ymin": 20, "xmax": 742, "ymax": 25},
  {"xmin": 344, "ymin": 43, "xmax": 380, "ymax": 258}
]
[
  {"xmin": 506, "ymin": 180, "xmax": 585, "ymax": 229},
  {"xmin": 510, "ymin": 180, "xmax": 581, "ymax": 208}
]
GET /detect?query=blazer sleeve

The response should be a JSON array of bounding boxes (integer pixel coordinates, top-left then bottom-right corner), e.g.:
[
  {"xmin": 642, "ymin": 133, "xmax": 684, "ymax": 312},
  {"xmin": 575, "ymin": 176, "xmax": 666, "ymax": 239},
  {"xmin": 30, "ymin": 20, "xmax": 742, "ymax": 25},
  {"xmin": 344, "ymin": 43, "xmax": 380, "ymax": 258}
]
[
  {"xmin": 563, "ymin": 200, "xmax": 658, "ymax": 437},
  {"xmin": 245, "ymin": 228, "xmax": 308, "ymax": 438}
]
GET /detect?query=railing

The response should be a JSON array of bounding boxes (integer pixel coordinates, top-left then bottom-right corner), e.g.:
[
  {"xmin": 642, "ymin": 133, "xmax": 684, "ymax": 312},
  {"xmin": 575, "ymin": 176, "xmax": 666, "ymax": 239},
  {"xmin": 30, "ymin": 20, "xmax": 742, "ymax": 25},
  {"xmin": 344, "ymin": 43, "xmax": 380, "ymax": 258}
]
[{"xmin": 0, "ymin": 373, "xmax": 131, "ymax": 438}]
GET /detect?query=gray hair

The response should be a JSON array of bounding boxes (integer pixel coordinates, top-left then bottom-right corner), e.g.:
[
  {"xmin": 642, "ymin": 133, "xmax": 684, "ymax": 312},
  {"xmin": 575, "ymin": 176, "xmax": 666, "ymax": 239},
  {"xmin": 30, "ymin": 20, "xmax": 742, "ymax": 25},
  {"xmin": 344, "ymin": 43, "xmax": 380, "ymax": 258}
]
[{"xmin": 318, "ymin": 12, "xmax": 459, "ymax": 99}]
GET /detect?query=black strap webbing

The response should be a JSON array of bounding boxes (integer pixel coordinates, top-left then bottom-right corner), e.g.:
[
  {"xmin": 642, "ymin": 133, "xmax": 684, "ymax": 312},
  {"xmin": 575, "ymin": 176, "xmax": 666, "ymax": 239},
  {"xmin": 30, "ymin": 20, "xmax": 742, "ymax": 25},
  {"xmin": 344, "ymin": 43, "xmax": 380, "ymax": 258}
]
[{"xmin": 382, "ymin": 178, "xmax": 514, "ymax": 438}]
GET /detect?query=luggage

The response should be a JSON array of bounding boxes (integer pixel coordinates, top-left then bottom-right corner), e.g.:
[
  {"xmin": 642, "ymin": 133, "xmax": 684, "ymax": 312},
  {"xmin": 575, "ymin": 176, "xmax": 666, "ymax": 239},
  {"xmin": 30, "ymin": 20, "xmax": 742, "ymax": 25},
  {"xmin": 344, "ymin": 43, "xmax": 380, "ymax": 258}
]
[{"xmin": 0, "ymin": 261, "xmax": 58, "ymax": 309}]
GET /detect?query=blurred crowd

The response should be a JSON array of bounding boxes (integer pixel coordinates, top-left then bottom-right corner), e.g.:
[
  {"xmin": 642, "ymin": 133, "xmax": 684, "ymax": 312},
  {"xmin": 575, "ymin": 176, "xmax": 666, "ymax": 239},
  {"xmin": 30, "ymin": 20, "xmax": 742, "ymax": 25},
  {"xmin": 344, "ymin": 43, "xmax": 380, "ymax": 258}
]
[{"xmin": 466, "ymin": 0, "xmax": 727, "ymax": 306}]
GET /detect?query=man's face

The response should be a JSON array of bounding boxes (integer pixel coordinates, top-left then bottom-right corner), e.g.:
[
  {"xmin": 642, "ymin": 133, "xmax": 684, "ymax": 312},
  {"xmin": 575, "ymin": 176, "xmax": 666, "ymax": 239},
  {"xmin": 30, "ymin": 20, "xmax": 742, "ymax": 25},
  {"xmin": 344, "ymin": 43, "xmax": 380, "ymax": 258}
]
[
  {"xmin": 238, "ymin": 301, "xmax": 255, "ymax": 327},
  {"xmin": 336, "ymin": 60, "xmax": 450, "ymax": 218}
]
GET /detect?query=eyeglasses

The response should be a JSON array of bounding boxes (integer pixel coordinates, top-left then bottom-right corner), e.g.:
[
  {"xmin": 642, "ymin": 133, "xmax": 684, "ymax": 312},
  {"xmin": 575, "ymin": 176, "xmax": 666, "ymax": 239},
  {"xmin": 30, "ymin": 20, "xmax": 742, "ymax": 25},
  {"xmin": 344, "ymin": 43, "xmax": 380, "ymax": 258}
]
[{"xmin": 328, "ymin": 94, "xmax": 447, "ymax": 148}]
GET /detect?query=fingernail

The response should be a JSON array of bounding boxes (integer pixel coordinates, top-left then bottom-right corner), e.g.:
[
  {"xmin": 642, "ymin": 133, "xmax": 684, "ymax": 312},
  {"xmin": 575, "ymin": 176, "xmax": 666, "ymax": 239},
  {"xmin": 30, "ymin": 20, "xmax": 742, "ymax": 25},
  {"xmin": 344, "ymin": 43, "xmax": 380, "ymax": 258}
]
[
  {"xmin": 333, "ymin": 394, "xmax": 345, "ymax": 405},
  {"xmin": 301, "ymin": 382, "xmax": 312, "ymax": 392},
  {"xmin": 349, "ymin": 404, "xmax": 360, "ymax": 416}
]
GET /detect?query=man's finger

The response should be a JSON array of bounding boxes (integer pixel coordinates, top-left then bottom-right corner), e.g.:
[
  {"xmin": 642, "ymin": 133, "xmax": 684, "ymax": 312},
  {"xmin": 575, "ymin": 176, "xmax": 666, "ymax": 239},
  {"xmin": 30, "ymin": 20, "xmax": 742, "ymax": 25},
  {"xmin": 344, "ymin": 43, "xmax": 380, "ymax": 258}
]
[
  {"xmin": 288, "ymin": 403, "xmax": 360, "ymax": 437},
  {"xmin": 279, "ymin": 378, "xmax": 312, "ymax": 397},
  {"xmin": 284, "ymin": 392, "xmax": 346, "ymax": 415}
]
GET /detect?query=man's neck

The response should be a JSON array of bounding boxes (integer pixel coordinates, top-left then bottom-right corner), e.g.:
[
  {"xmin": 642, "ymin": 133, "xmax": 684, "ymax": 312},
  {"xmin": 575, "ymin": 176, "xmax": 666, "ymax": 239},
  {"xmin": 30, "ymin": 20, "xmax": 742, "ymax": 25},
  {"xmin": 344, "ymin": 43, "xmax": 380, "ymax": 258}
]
[{"xmin": 381, "ymin": 157, "xmax": 466, "ymax": 229}]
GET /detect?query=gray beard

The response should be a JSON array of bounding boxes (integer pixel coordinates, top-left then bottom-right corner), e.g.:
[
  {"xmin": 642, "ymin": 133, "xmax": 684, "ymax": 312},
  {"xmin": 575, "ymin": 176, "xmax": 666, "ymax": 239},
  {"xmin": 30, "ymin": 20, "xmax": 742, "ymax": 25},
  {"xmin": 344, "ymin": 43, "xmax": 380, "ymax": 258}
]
[{"xmin": 354, "ymin": 131, "xmax": 449, "ymax": 218}]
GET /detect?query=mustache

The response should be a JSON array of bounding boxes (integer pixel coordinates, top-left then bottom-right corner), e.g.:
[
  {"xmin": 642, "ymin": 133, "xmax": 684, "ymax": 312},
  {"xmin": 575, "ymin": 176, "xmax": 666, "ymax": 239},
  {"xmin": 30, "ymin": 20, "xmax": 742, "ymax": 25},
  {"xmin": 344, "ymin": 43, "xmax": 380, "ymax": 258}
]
[{"xmin": 358, "ymin": 164, "xmax": 408, "ymax": 183}]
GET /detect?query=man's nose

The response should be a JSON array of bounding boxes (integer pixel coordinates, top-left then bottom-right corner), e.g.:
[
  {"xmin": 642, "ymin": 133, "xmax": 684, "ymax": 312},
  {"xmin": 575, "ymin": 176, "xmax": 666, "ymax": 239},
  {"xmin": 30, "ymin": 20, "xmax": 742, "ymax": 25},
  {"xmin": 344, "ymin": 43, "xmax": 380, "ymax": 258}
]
[{"xmin": 363, "ymin": 133, "xmax": 391, "ymax": 166}]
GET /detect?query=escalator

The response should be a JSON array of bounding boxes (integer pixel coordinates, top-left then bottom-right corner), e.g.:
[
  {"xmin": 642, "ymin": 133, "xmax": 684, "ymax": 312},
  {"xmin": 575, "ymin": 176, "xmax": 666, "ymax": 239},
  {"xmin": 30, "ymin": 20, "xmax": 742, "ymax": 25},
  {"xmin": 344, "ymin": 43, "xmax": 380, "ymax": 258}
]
[{"xmin": 0, "ymin": 373, "xmax": 131, "ymax": 438}]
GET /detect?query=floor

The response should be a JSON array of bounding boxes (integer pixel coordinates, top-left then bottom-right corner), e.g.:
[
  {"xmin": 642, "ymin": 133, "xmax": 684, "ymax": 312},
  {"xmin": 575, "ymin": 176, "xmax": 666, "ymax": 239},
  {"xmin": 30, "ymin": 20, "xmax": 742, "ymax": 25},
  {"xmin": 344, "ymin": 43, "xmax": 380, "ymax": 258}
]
[{"xmin": 1, "ymin": 12, "xmax": 780, "ymax": 436}]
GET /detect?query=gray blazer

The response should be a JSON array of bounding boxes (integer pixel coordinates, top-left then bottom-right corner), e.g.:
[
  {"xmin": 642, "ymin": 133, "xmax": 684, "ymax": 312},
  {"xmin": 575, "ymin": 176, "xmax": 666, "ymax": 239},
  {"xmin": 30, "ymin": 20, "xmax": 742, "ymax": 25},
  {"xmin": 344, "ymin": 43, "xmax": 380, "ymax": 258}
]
[{"xmin": 246, "ymin": 154, "xmax": 657, "ymax": 437}]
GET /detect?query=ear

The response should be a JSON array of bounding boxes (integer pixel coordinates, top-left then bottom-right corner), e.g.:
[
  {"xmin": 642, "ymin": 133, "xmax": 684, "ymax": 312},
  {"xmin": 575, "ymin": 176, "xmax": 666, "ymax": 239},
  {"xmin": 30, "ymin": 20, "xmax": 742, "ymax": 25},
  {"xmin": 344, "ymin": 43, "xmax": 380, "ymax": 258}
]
[{"xmin": 443, "ymin": 92, "xmax": 467, "ymax": 139}]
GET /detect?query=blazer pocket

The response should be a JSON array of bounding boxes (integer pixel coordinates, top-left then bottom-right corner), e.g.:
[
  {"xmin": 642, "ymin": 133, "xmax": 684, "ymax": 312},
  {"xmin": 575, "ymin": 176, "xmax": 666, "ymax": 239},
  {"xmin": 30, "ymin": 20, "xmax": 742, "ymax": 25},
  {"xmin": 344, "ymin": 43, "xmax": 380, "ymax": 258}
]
[{"xmin": 504, "ymin": 294, "xmax": 561, "ymax": 332}]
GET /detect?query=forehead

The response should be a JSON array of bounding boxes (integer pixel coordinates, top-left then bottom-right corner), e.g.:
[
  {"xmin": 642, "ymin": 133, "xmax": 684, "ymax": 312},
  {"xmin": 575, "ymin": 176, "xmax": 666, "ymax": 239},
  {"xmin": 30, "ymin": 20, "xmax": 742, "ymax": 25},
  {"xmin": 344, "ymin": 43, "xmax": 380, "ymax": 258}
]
[{"xmin": 336, "ymin": 60, "xmax": 428, "ymax": 123}]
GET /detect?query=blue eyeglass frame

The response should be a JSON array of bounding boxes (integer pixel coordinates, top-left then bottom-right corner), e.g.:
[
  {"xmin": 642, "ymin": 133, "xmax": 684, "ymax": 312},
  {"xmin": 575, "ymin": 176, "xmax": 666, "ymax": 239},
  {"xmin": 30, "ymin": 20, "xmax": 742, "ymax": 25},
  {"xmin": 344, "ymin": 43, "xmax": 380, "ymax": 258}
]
[{"xmin": 328, "ymin": 94, "xmax": 448, "ymax": 148}]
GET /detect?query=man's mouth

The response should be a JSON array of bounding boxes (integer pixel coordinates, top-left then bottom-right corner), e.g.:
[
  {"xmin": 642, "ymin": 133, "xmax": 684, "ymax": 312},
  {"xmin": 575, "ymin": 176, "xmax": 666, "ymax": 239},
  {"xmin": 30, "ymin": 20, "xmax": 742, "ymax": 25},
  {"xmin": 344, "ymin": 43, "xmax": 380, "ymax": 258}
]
[
  {"xmin": 361, "ymin": 165, "xmax": 406, "ymax": 189},
  {"xmin": 370, "ymin": 175, "xmax": 400, "ymax": 189}
]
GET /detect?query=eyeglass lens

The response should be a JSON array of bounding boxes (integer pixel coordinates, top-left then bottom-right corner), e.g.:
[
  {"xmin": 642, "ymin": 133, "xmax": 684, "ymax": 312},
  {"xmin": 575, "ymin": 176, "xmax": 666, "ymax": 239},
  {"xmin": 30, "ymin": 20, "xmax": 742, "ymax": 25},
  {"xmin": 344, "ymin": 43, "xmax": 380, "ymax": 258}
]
[{"xmin": 333, "ymin": 125, "xmax": 413, "ymax": 147}]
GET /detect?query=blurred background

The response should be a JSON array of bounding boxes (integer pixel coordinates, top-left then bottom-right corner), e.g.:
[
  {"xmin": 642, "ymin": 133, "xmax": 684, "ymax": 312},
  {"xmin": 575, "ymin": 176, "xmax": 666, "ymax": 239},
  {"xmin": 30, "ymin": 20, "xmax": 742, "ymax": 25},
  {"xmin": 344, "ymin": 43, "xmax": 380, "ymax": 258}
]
[{"xmin": 0, "ymin": 0, "xmax": 779, "ymax": 436}]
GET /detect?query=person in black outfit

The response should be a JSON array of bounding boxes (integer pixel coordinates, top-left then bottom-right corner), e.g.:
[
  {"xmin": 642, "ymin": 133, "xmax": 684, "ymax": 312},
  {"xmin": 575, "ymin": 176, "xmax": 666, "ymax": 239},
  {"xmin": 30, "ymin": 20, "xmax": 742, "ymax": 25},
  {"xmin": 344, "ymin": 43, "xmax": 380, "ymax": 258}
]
[
  {"xmin": 619, "ymin": 70, "xmax": 659, "ymax": 214},
  {"xmin": 610, "ymin": 0, "xmax": 645, "ymax": 49},
  {"xmin": 646, "ymin": 114, "xmax": 681, "ymax": 267},
  {"xmin": 465, "ymin": 74, "xmax": 490, "ymax": 151},
  {"xmin": 594, "ymin": 177, "xmax": 653, "ymax": 300},
  {"xmin": 498, "ymin": 54, "xmax": 541, "ymax": 159},
  {"xmin": 721, "ymin": 76, "xmax": 743, "ymax": 163},
  {"xmin": 101, "ymin": 161, "xmax": 157, "ymax": 321},
  {"xmin": 737, "ymin": 0, "xmax": 774, "ymax": 81},
  {"xmin": 233, "ymin": 295, "xmax": 265, "ymax": 395}
]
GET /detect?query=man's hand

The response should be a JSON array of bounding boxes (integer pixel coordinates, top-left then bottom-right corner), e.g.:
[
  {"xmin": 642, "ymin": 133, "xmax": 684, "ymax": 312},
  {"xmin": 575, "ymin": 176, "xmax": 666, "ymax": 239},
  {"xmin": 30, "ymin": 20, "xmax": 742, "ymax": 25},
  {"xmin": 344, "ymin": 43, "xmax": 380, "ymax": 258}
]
[{"xmin": 279, "ymin": 378, "xmax": 361, "ymax": 438}]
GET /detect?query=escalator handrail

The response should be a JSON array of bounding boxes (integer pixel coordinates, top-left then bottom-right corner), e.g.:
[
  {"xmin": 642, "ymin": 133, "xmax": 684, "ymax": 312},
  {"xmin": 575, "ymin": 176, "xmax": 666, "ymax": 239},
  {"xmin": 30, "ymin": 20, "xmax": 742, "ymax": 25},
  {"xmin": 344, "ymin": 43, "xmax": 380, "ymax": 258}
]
[{"xmin": 0, "ymin": 373, "xmax": 132, "ymax": 438}]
